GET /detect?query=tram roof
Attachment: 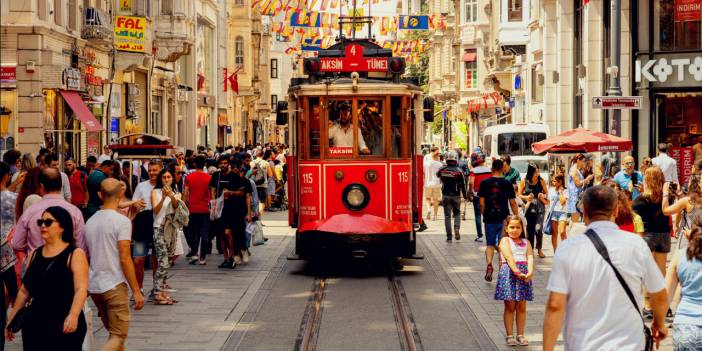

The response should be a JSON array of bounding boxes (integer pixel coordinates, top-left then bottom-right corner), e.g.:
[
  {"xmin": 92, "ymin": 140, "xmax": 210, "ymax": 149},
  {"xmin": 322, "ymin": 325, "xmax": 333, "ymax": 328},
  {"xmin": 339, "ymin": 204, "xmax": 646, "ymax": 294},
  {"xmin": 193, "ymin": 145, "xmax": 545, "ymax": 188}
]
[{"xmin": 288, "ymin": 77, "xmax": 421, "ymax": 95}]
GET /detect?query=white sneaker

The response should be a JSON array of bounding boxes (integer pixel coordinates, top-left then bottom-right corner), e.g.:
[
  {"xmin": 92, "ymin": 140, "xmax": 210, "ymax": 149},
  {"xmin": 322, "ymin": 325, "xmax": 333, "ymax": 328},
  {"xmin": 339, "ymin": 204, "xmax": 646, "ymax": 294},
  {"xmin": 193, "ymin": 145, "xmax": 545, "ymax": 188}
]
[{"xmin": 198, "ymin": 259, "xmax": 206, "ymax": 265}]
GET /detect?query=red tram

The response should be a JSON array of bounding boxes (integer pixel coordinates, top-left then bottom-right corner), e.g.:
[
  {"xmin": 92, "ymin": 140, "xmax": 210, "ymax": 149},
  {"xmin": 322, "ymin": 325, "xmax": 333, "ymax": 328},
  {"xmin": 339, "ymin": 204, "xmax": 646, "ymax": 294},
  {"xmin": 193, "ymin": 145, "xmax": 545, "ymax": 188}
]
[{"xmin": 276, "ymin": 37, "xmax": 434, "ymax": 259}]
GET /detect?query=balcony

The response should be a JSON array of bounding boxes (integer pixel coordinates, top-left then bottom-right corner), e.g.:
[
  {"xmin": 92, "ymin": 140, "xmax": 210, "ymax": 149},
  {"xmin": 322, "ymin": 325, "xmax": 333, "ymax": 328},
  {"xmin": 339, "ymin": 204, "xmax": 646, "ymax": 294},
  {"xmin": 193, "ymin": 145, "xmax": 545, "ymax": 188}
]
[
  {"xmin": 81, "ymin": 7, "xmax": 112, "ymax": 45},
  {"xmin": 153, "ymin": 0, "xmax": 194, "ymax": 62}
]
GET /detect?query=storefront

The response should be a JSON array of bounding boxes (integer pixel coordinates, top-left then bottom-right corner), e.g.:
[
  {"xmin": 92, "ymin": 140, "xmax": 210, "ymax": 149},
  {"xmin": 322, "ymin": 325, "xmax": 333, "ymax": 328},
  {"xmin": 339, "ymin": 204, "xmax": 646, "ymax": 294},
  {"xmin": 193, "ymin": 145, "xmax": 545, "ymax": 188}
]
[
  {"xmin": 0, "ymin": 65, "xmax": 17, "ymax": 158},
  {"xmin": 633, "ymin": 0, "xmax": 702, "ymax": 160}
]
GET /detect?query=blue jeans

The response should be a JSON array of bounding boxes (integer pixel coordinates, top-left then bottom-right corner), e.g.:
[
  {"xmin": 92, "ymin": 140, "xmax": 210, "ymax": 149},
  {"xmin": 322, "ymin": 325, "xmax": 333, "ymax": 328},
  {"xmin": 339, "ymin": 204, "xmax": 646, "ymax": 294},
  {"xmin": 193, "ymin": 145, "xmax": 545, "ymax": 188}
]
[
  {"xmin": 673, "ymin": 323, "xmax": 702, "ymax": 351},
  {"xmin": 472, "ymin": 196, "xmax": 483, "ymax": 238},
  {"xmin": 485, "ymin": 223, "xmax": 503, "ymax": 247}
]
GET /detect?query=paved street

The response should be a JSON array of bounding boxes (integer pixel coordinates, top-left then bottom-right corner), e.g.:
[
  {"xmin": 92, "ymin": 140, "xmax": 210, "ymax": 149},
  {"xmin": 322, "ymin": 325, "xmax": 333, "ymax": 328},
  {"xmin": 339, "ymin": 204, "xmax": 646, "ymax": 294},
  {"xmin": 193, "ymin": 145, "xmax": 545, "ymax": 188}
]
[{"xmin": 5, "ymin": 207, "xmax": 677, "ymax": 351}]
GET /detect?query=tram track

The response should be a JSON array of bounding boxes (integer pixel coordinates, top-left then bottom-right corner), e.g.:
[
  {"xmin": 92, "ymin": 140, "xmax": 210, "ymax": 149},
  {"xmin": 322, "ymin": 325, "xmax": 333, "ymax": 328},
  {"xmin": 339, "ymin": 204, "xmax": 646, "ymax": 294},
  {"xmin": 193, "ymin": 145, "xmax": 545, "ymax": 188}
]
[
  {"xmin": 294, "ymin": 262, "xmax": 424, "ymax": 351},
  {"xmin": 294, "ymin": 277, "xmax": 327, "ymax": 351}
]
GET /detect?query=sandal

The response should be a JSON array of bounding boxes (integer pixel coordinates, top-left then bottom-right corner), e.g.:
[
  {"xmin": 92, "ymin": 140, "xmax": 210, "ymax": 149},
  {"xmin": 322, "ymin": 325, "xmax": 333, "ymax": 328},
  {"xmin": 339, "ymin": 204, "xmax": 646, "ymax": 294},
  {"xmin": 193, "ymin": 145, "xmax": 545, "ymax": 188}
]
[
  {"xmin": 538, "ymin": 250, "xmax": 546, "ymax": 258},
  {"xmin": 516, "ymin": 335, "xmax": 528, "ymax": 346},
  {"xmin": 506, "ymin": 335, "xmax": 517, "ymax": 347},
  {"xmin": 153, "ymin": 297, "xmax": 174, "ymax": 305},
  {"xmin": 485, "ymin": 264, "xmax": 494, "ymax": 282}
]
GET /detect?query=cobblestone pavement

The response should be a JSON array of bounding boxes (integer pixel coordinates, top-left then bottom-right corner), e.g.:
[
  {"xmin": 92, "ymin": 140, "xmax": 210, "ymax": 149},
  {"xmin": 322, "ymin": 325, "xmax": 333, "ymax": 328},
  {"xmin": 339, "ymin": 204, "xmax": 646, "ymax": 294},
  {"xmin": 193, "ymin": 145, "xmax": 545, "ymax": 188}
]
[{"xmin": 5, "ymin": 206, "xmax": 677, "ymax": 350}]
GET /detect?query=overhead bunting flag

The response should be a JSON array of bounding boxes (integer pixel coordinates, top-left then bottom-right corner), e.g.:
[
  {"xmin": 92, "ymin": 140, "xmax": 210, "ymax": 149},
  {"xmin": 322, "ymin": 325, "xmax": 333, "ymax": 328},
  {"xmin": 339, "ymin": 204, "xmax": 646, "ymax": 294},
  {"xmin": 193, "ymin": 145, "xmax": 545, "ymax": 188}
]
[
  {"xmin": 398, "ymin": 15, "xmax": 429, "ymax": 30},
  {"xmin": 290, "ymin": 10, "xmax": 322, "ymax": 27}
]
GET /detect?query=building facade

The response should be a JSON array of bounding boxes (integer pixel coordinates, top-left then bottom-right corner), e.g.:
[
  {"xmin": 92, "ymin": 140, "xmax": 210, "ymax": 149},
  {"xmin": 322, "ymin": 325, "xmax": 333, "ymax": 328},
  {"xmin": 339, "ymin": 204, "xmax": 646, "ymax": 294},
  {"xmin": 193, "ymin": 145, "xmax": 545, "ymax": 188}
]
[
  {"xmin": 633, "ymin": 0, "xmax": 701, "ymax": 160},
  {"xmin": 0, "ymin": 0, "xmax": 118, "ymax": 160}
]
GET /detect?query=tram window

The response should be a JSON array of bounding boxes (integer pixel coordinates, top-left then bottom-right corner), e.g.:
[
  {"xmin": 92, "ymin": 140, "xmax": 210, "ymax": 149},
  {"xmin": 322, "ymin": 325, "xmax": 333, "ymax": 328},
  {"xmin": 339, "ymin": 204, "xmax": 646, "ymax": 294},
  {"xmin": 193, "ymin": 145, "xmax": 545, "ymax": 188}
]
[
  {"xmin": 308, "ymin": 97, "xmax": 321, "ymax": 159},
  {"xmin": 328, "ymin": 99, "xmax": 360, "ymax": 157},
  {"xmin": 357, "ymin": 100, "xmax": 384, "ymax": 156},
  {"xmin": 390, "ymin": 97, "xmax": 403, "ymax": 158}
]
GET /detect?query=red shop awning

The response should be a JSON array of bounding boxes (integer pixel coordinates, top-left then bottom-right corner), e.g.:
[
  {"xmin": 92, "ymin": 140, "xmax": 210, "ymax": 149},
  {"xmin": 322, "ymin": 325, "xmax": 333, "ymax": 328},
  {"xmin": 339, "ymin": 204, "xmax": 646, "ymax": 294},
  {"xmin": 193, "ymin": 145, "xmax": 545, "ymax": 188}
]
[
  {"xmin": 59, "ymin": 90, "xmax": 104, "ymax": 132},
  {"xmin": 532, "ymin": 128, "xmax": 633, "ymax": 154}
]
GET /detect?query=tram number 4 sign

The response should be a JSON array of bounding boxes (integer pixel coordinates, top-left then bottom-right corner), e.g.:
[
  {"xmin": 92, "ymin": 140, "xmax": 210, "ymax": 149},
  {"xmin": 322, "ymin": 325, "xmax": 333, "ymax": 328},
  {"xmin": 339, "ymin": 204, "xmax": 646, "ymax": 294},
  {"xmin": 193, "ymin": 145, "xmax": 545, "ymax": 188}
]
[
  {"xmin": 591, "ymin": 96, "xmax": 643, "ymax": 110},
  {"xmin": 319, "ymin": 44, "xmax": 389, "ymax": 72}
]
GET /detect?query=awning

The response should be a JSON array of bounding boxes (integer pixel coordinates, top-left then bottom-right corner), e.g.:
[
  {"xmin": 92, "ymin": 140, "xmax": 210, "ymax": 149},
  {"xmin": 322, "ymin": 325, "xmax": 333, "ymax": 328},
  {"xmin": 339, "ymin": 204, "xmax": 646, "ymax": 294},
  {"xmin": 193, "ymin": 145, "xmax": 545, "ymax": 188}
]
[
  {"xmin": 59, "ymin": 90, "xmax": 104, "ymax": 132},
  {"xmin": 462, "ymin": 52, "xmax": 477, "ymax": 62}
]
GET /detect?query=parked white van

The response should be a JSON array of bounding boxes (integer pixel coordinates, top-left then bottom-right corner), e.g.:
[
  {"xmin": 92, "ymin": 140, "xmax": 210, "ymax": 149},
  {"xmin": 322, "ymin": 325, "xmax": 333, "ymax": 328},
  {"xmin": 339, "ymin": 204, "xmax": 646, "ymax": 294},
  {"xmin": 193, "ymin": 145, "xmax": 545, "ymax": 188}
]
[{"xmin": 481, "ymin": 123, "xmax": 550, "ymax": 182}]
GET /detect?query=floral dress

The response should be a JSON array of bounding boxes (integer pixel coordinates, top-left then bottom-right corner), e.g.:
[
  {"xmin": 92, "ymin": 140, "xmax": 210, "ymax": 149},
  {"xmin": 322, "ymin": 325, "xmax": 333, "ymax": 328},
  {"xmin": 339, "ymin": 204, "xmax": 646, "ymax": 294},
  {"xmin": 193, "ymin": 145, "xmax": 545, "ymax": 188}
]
[
  {"xmin": 0, "ymin": 190, "xmax": 18, "ymax": 272},
  {"xmin": 494, "ymin": 238, "xmax": 533, "ymax": 301}
]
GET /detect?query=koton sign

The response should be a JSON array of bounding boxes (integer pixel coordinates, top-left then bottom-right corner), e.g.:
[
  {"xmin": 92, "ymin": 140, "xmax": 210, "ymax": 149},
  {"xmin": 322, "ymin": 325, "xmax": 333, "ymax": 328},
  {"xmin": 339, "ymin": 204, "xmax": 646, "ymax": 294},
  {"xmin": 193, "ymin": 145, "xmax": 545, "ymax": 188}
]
[
  {"xmin": 592, "ymin": 96, "xmax": 643, "ymax": 109},
  {"xmin": 635, "ymin": 56, "xmax": 702, "ymax": 82}
]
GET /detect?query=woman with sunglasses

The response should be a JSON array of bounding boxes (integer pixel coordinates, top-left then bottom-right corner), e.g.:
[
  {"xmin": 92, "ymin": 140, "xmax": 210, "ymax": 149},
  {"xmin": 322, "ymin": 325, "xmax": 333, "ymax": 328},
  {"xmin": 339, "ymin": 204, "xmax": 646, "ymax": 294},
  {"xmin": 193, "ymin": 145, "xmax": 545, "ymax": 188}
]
[{"xmin": 5, "ymin": 206, "xmax": 89, "ymax": 350}]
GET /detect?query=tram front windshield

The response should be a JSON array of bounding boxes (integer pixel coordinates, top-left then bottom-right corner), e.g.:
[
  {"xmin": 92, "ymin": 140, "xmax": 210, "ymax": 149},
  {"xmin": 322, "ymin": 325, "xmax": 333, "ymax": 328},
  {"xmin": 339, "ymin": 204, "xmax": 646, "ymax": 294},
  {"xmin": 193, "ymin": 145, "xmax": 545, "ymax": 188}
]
[{"xmin": 327, "ymin": 99, "xmax": 384, "ymax": 157}]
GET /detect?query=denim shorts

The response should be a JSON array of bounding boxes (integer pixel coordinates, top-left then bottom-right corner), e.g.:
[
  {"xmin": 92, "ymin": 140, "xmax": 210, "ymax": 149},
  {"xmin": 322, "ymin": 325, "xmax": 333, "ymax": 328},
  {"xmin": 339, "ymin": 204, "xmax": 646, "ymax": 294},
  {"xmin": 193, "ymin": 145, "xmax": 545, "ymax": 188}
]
[
  {"xmin": 551, "ymin": 211, "xmax": 568, "ymax": 222},
  {"xmin": 132, "ymin": 240, "xmax": 153, "ymax": 257},
  {"xmin": 673, "ymin": 323, "xmax": 702, "ymax": 351},
  {"xmin": 485, "ymin": 223, "xmax": 504, "ymax": 247},
  {"xmin": 643, "ymin": 232, "xmax": 671, "ymax": 253}
]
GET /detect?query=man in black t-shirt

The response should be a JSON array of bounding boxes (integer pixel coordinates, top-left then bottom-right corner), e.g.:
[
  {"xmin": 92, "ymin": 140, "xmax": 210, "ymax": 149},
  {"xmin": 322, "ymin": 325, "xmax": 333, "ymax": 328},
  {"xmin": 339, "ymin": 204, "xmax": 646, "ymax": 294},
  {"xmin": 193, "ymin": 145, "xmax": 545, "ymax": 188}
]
[
  {"xmin": 210, "ymin": 156, "xmax": 232, "ymax": 263},
  {"xmin": 217, "ymin": 158, "xmax": 253, "ymax": 269},
  {"xmin": 478, "ymin": 159, "xmax": 518, "ymax": 282}
]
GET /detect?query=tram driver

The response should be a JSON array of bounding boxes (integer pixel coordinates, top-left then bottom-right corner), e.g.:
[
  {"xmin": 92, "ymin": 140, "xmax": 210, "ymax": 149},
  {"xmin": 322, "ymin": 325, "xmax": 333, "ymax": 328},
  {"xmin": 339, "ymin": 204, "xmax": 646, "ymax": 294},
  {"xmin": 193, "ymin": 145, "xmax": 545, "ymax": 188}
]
[{"xmin": 328, "ymin": 102, "xmax": 371, "ymax": 154}]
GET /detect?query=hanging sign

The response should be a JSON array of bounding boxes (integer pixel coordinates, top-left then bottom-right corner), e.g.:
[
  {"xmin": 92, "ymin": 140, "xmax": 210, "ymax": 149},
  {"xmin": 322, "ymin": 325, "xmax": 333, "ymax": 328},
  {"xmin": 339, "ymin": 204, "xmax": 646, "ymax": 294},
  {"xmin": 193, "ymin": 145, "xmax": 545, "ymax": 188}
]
[
  {"xmin": 675, "ymin": 0, "xmax": 701, "ymax": 21},
  {"xmin": 119, "ymin": 0, "xmax": 132, "ymax": 13},
  {"xmin": 669, "ymin": 147, "xmax": 695, "ymax": 185},
  {"xmin": 0, "ymin": 66, "xmax": 16, "ymax": 83},
  {"xmin": 115, "ymin": 16, "xmax": 146, "ymax": 52}
]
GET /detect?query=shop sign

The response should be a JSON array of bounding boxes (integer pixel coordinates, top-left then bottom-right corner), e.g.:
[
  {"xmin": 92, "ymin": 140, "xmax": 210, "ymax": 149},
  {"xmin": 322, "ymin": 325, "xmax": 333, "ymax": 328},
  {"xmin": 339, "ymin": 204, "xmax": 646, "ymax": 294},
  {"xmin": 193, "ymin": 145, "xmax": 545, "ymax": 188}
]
[
  {"xmin": 675, "ymin": 0, "xmax": 701, "ymax": 21},
  {"xmin": 635, "ymin": 56, "xmax": 702, "ymax": 82},
  {"xmin": 62, "ymin": 68, "xmax": 83, "ymax": 90},
  {"xmin": 591, "ymin": 96, "xmax": 643, "ymax": 109},
  {"xmin": 84, "ymin": 65, "xmax": 105, "ymax": 86},
  {"xmin": 115, "ymin": 16, "xmax": 146, "ymax": 53},
  {"xmin": 669, "ymin": 147, "xmax": 694, "ymax": 185},
  {"xmin": 118, "ymin": 0, "xmax": 132, "ymax": 13},
  {"xmin": 0, "ymin": 66, "xmax": 16, "ymax": 84}
]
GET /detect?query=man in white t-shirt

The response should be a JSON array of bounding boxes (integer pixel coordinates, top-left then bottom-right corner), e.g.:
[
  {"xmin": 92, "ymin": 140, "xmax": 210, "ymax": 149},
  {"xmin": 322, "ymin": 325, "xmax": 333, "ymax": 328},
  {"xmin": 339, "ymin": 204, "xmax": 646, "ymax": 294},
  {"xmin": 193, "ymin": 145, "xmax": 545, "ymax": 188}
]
[
  {"xmin": 97, "ymin": 145, "xmax": 113, "ymax": 164},
  {"xmin": 651, "ymin": 142, "xmax": 678, "ymax": 184},
  {"xmin": 423, "ymin": 147, "xmax": 443, "ymax": 220},
  {"xmin": 543, "ymin": 185, "xmax": 668, "ymax": 351},
  {"xmin": 86, "ymin": 178, "xmax": 144, "ymax": 350},
  {"xmin": 328, "ymin": 104, "xmax": 370, "ymax": 154}
]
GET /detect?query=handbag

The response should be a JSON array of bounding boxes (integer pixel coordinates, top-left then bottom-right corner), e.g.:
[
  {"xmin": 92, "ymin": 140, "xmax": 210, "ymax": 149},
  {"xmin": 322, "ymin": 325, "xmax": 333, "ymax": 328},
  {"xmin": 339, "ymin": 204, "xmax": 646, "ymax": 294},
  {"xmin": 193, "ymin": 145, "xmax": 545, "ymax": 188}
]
[
  {"xmin": 542, "ymin": 202, "xmax": 556, "ymax": 235},
  {"xmin": 7, "ymin": 254, "xmax": 56, "ymax": 333},
  {"xmin": 584, "ymin": 229, "xmax": 654, "ymax": 351}
]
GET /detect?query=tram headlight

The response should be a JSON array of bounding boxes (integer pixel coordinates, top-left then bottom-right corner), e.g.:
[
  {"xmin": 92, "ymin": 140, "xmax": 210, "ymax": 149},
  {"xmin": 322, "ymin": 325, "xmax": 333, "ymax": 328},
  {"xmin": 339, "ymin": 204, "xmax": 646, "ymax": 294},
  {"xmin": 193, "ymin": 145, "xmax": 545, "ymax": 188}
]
[{"xmin": 342, "ymin": 184, "xmax": 370, "ymax": 211}]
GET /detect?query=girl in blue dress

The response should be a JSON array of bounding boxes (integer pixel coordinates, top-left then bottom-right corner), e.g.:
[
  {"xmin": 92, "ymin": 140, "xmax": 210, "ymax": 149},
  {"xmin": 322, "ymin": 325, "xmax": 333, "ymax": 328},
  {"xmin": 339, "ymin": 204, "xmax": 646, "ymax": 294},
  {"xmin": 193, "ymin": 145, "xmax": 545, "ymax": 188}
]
[{"xmin": 495, "ymin": 215, "xmax": 534, "ymax": 347}]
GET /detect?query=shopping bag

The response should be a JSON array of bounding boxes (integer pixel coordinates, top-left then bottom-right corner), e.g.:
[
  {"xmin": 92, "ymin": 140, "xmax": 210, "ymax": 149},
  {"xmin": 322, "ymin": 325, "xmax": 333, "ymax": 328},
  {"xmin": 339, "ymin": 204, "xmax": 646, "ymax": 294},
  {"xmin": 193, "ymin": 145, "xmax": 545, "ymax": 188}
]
[
  {"xmin": 209, "ymin": 196, "xmax": 224, "ymax": 221},
  {"xmin": 252, "ymin": 221, "xmax": 265, "ymax": 246}
]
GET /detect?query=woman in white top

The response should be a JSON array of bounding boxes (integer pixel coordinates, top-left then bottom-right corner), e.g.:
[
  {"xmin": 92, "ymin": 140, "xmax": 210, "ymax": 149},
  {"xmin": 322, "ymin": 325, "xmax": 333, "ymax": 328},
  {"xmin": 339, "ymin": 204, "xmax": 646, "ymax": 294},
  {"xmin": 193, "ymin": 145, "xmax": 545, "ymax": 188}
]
[
  {"xmin": 548, "ymin": 174, "xmax": 569, "ymax": 252},
  {"xmin": 151, "ymin": 168, "xmax": 181, "ymax": 305}
]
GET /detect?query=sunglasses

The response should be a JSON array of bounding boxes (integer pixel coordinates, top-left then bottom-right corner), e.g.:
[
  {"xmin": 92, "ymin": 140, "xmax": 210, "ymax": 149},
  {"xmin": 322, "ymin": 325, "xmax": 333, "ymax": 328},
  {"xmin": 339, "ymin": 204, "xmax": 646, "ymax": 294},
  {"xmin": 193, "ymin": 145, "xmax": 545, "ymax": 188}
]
[
  {"xmin": 37, "ymin": 219, "xmax": 55, "ymax": 227},
  {"xmin": 625, "ymin": 162, "xmax": 634, "ymax": 165}
]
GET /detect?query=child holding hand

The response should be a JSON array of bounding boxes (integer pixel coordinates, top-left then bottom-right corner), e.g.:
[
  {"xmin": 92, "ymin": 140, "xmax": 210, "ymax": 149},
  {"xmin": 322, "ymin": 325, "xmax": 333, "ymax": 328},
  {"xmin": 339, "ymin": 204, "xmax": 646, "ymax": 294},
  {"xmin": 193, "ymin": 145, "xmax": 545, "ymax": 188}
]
[{"xmin": 494, "ymin": 215, "xmax": 534, "ymax": 347}]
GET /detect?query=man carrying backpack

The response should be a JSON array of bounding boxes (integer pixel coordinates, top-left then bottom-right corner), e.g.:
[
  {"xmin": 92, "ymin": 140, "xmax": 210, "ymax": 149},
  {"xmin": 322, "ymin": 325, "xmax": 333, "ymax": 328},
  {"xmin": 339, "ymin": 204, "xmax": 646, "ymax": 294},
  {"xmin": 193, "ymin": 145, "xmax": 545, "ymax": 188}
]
[
  {"xmin": 437, "ymin": 152, "xmax": 469, "ymax": 241},
  {"xmin": 250, "ymin": 150, "xmax": 272, "ymax": 218}
]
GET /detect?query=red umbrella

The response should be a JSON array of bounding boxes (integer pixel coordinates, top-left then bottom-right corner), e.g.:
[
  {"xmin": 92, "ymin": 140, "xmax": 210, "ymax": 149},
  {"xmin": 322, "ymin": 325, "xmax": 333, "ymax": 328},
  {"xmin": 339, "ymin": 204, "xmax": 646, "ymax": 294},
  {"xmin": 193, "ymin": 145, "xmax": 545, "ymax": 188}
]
[{"xmin": 532, "ymin": 128, "xmax": 633, "ymax": 154}]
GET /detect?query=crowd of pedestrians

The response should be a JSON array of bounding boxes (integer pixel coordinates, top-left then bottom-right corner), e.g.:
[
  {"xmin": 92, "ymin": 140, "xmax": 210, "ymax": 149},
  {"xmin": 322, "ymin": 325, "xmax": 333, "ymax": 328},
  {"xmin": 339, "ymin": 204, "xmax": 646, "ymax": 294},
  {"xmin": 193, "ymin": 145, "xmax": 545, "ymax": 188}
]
[
  {"xmin": 423, "ymin": 142, "xmax": 702, "ymax": 349},
  {"xmin": 0, "ymin": 143, "xmax": 287, "ymax": 350}
]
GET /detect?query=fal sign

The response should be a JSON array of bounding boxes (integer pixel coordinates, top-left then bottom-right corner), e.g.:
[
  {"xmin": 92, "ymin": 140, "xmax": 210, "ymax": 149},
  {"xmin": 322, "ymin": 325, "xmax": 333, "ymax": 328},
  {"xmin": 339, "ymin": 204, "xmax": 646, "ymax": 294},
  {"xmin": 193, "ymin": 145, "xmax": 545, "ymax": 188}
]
[{"xmin": 635, "ymin": 56, "xmax": 702, "ymax": 82}]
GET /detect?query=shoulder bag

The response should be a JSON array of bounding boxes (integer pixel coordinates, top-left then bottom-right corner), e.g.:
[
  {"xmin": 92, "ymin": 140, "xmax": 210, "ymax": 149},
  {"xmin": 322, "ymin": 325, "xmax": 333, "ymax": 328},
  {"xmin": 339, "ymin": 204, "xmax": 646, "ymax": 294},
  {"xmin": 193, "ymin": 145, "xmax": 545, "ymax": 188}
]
[
  {"xmin": 7, "ymin": 252, "xmax": 56, "ymax": 333},
  {"xmin": 584, "ymin": 229, "xmax": 654, "ymax": 351}
]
